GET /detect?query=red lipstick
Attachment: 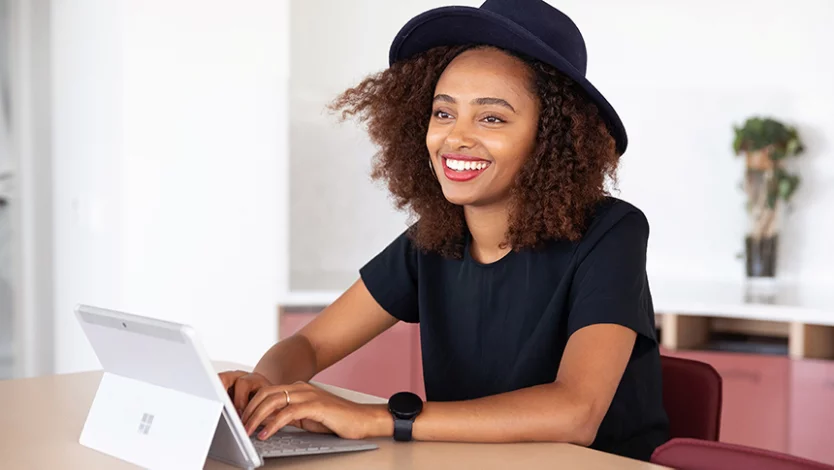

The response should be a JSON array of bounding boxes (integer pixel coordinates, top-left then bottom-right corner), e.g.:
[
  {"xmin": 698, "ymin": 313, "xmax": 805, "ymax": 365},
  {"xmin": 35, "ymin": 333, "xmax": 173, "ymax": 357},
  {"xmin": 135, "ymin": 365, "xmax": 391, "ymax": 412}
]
[{"xmin": 440, "ymin": 154, "xmax": 491, "ymax": 182}]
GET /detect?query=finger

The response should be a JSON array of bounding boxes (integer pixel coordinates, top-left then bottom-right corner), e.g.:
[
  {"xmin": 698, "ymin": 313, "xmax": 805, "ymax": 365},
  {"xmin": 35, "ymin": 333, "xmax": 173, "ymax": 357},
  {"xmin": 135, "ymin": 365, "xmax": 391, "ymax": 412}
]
[
  {"xmin": 242, "ymin": 387, "xmax": 286, "ymax": 423},
  {"xmin": 242, "ymin": 383, "xmax": 317, "ymax": 420},
  {"xmin": 219, "ymin": 370, "xmax": 245, "ymax": 389},
  {"xmin": 257, "ymin": 404, "xmax": 317, "ymax": 440},
  {"xmin": 241, "ymin": 380, "xmax": 316, "ymax": 420},
  {"xmin": 245, "ymin": 390, "xmax": 318, "ymax": 435},
  {"xmin": 244, "ymin": 393, "xmax": 292, "ymax": 435},
  {"xmin": 233, "ymin": 379, "xmax": 255, "ymax": 413},
  {"xmin": 219, "ymin": 371, "xmax": 247, "ymax": 391}
]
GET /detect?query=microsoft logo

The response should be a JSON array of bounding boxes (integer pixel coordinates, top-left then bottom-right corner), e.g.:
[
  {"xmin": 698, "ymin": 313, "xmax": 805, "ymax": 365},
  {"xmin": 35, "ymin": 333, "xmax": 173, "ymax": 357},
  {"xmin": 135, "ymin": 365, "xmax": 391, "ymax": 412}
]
[{"xmin": 138, "ymin": 413, "xmax": 154, "ymax": 435}]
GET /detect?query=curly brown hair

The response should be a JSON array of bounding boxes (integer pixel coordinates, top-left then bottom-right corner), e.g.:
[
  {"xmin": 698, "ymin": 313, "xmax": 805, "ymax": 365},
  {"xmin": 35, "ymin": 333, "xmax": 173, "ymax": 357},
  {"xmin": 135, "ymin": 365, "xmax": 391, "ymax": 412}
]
[{"xmin": 329, "ymin": 45, "xmax": 619, "ymax": 259}]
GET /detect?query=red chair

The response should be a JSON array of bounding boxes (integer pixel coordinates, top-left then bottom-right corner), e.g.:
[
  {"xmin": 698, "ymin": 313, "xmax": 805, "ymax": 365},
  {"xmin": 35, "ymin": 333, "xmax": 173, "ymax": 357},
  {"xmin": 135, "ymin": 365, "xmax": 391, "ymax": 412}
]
[
  {"xmin": 661, "ymin": 355, "xmax": 722, "ymax": 441},
  {"xmin": 652, "ymin": 438, "xmax": 834, "ymax": 470}
]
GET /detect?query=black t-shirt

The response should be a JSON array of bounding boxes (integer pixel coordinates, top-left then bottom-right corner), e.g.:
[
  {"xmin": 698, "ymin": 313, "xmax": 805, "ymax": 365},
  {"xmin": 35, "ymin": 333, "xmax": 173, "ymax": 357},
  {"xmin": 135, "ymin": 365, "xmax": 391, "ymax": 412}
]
[{"xmin": 359, "ymin": 197, "xmax": 670, "ymax": 461}]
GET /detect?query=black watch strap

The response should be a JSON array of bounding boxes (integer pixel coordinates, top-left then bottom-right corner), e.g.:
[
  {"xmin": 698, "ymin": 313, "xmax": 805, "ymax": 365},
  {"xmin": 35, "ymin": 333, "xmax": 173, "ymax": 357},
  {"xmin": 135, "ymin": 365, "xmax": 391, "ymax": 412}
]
[
  {"xmin": 389, "ymin": 391, "xmax": 422, "ymax": 442},
  {"xmin": 393, "ymin": 417, "xmax": 414, "ymax": 442}
]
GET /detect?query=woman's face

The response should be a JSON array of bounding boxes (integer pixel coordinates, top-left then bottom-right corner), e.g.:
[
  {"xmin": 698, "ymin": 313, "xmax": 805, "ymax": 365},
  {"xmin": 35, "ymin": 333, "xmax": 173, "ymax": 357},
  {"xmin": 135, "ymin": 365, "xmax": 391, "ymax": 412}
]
[{"xmin": 426, "ymin": 47, "xmax": 540, "ymax": 208}]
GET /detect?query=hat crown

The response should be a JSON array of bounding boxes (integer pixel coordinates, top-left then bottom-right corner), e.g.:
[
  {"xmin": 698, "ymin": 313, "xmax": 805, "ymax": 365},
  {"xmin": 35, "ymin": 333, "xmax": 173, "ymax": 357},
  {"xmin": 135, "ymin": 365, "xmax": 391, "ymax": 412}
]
[
  {"xmin": 480, "ymin": 0, "xmax": 587, "ymax": 74},
  {"xmin": 386, "ymin": 0, "xmax": 626, "ymax": 154}
]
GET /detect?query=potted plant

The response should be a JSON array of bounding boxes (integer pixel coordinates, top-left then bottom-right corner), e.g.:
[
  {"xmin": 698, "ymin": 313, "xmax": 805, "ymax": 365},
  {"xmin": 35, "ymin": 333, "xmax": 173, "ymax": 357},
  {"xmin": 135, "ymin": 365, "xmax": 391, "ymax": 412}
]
[{"xmin": 733, "ymin": 117, "xmax": 804, "ymax": 278}]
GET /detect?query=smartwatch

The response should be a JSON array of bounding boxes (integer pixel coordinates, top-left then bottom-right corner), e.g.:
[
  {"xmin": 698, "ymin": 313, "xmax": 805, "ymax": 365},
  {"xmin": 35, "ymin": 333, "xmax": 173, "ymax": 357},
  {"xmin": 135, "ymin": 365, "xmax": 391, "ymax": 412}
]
[{"xmin": 387, "ymin": 391, "xmax": 423, "ymax": 442}]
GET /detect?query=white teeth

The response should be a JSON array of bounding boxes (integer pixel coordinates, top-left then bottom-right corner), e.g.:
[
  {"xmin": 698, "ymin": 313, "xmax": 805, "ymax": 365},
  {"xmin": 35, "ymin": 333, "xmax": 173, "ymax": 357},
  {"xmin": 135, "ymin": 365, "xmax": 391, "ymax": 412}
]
[{"xmin": 446, "ymin": 159, "xmax": 488, "ymax": 172}]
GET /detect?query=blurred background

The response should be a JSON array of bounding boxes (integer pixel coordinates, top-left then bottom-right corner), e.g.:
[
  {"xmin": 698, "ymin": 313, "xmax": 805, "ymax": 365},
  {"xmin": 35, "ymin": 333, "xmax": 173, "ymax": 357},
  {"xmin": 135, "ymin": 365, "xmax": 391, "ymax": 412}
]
[
  {"xmin": 2, "ymin": 0, "xmax": 834, "ymax": 463},
  {"xmin": 1, "ymin": 0, "xmax": 832, "ymax": 379}
]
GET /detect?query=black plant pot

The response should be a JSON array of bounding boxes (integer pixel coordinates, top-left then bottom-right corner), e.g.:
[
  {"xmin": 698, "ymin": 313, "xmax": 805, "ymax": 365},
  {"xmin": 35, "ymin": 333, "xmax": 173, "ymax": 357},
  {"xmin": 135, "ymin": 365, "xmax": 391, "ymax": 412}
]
[{"xmin": 745, "ymin": 235, "xmax": 778, "ymax": 278}]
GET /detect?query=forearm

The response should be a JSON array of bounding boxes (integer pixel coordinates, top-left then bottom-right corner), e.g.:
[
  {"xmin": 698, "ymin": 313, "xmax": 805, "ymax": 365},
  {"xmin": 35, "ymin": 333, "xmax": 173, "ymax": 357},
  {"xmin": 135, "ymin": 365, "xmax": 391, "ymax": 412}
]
[
  {"xmin": 372, "ymin": 382, "xmax": 599, "ymax": 445},
  {"xmin": 253, "ymin": 335, "xmax": 318, "ymax": 385}
]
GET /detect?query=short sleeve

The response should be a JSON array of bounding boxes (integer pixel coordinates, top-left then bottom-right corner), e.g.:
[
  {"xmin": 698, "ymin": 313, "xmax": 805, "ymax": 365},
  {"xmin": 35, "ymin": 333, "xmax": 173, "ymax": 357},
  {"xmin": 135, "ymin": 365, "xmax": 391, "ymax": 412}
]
[
  {"xmin": 359, "ymin": 229, "xmax": 420, "ymax": 323},
  {"xmin": 567, "ymin": 210, "xmax": 657, "ymax": 344}
]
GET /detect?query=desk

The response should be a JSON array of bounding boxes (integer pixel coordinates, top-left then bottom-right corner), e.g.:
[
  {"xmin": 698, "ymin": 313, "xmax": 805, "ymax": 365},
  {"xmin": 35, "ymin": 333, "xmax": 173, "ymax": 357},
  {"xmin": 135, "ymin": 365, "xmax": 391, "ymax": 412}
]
[{"xmin": 0, "ymin": 363, "xmax": 669, "ymax": 470}]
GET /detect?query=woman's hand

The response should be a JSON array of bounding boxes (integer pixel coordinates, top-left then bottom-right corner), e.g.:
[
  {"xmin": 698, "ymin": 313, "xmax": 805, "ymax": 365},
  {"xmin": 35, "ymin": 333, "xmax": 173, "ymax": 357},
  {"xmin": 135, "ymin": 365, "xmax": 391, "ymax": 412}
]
[
  {"xmin": 219, "ymin": 370, "xmax": 273, "ymax": 414},
  {"xmin": 240, "ymin": 382, "xmax": 392, "ymax": 441}
]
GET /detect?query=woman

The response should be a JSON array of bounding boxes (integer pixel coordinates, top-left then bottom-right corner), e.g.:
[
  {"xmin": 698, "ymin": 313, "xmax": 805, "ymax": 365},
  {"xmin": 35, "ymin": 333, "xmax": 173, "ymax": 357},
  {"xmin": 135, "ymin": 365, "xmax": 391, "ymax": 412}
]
[{"xmin": 221, "ymin": 0, "xmax": 669, "ymax": 461}]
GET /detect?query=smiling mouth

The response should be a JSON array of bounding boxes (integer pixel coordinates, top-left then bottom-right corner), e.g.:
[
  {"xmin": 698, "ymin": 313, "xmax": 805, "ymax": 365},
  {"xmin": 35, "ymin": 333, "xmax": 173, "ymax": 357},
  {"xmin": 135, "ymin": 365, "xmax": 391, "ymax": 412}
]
[{"xmin": 441, "ymin": 155, "xmax": 492, "ymax": 182}]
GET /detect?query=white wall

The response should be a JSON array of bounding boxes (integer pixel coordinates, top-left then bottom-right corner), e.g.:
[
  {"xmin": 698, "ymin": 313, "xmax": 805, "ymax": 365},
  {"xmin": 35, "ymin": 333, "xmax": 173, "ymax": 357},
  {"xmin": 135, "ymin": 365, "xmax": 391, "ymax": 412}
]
[
  {"xmin": 10, "ymin": 0, "xmax": 54, "ymax": 378},
  {"xmin": 51, "ymin": 0, "xmax": 288, "ymax": 374},
  {"xmin": 289, "ymin": 0, "xmax": 834, "ymax": 290}
]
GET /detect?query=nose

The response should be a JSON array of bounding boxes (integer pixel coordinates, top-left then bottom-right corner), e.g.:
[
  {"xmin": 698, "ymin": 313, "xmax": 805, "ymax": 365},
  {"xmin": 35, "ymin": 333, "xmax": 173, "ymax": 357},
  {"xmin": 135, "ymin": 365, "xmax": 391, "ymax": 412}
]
[{"xmin": 445, "ymin": 120, "xmax": 476, "ymax": 150}]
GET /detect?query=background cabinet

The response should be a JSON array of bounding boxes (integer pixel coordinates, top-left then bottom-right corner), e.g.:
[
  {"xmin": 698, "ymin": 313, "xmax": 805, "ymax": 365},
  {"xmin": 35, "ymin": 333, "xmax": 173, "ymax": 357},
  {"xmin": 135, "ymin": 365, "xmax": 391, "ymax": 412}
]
[
  {"xmin": 279, "ymin": 310, "xmax": 425, "ymax": 400},
  {"xmin": 665, "ymin": 349, "xmax": 790, "ymax": 452},
  {"xmin": 788, "ymin": 359, "xmax": 834, "ymax": 464}
]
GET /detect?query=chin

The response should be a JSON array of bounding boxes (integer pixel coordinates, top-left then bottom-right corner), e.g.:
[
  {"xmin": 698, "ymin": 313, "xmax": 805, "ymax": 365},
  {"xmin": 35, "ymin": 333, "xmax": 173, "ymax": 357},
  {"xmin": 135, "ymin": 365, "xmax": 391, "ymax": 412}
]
[{"xmin": 440, "ymin": 188, "xmax": 482, "ymax": 207}]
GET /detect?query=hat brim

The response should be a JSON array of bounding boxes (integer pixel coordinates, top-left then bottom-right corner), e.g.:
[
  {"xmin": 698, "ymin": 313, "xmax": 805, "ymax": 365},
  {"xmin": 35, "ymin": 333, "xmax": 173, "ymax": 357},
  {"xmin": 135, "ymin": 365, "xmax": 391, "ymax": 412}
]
[{"xmin": 389, "ymin": 6, "xmax": 627, "ymax": 155}]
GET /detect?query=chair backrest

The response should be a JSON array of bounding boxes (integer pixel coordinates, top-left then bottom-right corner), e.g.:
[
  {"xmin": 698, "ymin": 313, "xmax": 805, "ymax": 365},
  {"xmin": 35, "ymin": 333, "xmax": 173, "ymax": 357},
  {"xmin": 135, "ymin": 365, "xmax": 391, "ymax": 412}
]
[
  {"xmin": 652, "ymin": 438, "xmax": 834, "ymax": 470},
  {"xmin": 660, "ymin": 355, "xmax": 722, "ymax": 441}
]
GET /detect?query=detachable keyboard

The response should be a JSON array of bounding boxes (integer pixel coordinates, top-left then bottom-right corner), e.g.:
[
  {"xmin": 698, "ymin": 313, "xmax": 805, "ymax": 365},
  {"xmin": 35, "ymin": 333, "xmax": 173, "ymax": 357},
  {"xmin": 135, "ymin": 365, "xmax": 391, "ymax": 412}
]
[{"xmin": 251, "ymin": 427, "xmax": 379, "ymax": 458}]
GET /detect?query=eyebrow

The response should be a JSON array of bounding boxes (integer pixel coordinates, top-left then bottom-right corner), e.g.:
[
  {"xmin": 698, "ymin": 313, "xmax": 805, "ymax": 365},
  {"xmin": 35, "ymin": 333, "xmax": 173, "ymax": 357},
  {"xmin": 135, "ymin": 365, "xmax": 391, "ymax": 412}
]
[{"xmin": 433, "ymin": 94, "xmax": 517, "ymax": 113}]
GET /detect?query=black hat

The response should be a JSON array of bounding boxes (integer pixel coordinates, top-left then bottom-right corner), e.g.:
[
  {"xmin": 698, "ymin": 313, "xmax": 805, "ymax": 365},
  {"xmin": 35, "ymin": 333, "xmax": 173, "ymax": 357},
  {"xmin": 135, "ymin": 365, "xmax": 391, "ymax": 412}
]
[{"xmin": 389, "ymin": 0, "xmax": 627, "ymax": 155}]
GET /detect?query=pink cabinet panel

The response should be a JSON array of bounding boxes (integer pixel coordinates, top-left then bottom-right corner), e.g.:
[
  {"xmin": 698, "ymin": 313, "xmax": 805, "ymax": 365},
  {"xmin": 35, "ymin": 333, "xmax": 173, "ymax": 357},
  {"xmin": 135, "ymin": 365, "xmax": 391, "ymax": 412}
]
[
  {"xmin": 789, "ymin": 359, "xmax": 834, "ymax": 465},
  {"xmin": 279, "ymin": 311, "xmax": 424, "ymax": 400},
  {"xmin": 666, "ymin": 350, "xmax": 789, "ymax": 452},
  {"xmin": 279, "ymin": 310, "xmax": 315, "ymax": 338}
]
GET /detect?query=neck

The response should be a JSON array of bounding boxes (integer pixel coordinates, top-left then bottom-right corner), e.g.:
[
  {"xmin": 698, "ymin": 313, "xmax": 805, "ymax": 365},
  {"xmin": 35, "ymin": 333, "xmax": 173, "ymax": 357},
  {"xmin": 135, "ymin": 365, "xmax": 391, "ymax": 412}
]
[{"xmin": 464, "ymin": 202, "xmax": 512, "ymax": 264}]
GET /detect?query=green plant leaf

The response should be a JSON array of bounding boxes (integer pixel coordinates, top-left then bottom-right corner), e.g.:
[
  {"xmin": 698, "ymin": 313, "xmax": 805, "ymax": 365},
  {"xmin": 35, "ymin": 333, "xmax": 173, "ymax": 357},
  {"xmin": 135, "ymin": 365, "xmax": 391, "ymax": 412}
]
[
  {"xmin": 786, "ymin": 136, "xmax": 804, "ymax": 156},
  {"xmin": 733, "ymin": 116, "xmax": 804, "ymax": 157},
  {"xmin": 733, "ymin": 128, "xmax": 744, "ymax": 154},
  {"xmin": 779, "ymin": 174, "xmax": 800, "ymax": 201}
]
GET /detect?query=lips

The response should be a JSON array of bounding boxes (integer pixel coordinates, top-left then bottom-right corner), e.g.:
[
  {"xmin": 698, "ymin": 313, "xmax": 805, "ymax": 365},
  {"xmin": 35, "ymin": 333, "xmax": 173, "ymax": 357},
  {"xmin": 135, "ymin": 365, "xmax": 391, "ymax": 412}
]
[{"xmin": 440, "ymin": 154, "xmax": 491, "ymax": 182}]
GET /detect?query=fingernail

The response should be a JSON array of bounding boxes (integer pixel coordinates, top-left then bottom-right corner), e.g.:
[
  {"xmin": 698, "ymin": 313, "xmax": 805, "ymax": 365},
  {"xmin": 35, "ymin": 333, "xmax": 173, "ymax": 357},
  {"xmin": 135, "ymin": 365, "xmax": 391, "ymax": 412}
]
[{"xmin": 258, "ymin": 431, "xmax": 267, "ymax": 440}]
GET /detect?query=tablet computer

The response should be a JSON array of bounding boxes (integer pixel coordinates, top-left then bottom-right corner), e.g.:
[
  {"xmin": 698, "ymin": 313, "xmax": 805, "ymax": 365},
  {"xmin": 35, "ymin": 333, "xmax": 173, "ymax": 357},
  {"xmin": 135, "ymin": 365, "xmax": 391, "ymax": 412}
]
[{"xmin": 74, "ymin": 304, "xmax": 377, "ymax": 470}]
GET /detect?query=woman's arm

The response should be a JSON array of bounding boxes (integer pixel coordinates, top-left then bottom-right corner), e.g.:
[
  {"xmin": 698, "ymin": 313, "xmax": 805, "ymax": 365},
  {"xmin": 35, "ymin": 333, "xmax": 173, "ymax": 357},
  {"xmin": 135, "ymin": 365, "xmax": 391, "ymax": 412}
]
[
  {"xmin": 243, "ymin": 322, "xmax": 636, "ymax": 445},
  {"xmin": 253, "ymin": 278, "xmax": 399, "ymax": 385},
  {"xmin": 221, "ymin": 278, "xmax": 398, "ymax": 412},
  {"xmin": 407, "ymin": 323, "xmax": 636, "ymax": 445}
]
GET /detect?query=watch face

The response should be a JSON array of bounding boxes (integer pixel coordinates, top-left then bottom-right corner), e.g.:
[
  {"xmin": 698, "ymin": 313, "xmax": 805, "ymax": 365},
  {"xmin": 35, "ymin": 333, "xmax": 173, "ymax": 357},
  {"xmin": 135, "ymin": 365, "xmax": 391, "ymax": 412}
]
[{"xmin": 388, "ymin": 392, "xmax": 423, "ymax": 419}]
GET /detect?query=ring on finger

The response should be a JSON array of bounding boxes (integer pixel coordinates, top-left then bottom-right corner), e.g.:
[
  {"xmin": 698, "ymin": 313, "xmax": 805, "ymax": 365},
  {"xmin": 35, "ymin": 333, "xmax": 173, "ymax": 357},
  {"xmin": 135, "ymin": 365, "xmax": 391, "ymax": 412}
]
[{"xmin": 284, "ymin": 389, "xmax": 291, "ymax": 406}]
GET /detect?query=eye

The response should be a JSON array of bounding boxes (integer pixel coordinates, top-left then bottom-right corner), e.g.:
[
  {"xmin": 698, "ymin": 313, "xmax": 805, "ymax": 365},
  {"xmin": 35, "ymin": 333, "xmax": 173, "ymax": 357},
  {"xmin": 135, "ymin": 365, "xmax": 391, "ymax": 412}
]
[
  {"xmin": 434, "ymin": 110, "xmax": 453, "ymax": 120},
  {"xmin": 483, "ymin": 115, "xmax": 505, "ymax": 124}
]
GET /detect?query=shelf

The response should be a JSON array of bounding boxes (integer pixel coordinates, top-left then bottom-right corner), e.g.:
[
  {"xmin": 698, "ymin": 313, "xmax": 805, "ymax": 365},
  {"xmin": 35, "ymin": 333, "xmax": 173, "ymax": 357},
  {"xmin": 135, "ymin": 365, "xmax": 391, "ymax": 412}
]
[
  {"xmin": 658, "ymin": 314, "xmax": 834, "ymax": 360},
  {"xmin": 652, "ymin": 278, "xmax": 834, "ymax": 360},
  {"xmin": 651, "ymin": 278, "xmax": 834, "ymax": 327}
]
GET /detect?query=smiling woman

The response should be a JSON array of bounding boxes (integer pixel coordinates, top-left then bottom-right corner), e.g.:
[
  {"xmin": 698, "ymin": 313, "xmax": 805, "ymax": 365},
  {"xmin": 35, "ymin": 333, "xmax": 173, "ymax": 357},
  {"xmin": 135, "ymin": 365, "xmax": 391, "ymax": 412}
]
[
  {"xmin": 427, "ymin": 48, "xmax": 540, "ymax": 209},
  {"xmin": 220, "ymin": 0, "xmax": 669, "ymax": 463},
  {"xmin": 330, "ymin": 43, "xmax": 618, "ymax": 259}
]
